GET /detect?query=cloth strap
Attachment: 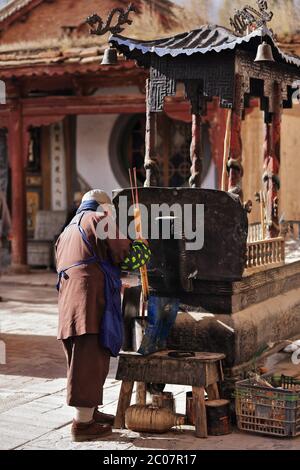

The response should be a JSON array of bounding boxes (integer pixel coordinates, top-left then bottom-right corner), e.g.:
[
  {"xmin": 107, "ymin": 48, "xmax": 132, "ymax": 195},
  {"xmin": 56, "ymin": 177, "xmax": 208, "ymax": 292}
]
[{"xmin": 56, "ymin": 212, "xmax": 99, "ymax": 291}]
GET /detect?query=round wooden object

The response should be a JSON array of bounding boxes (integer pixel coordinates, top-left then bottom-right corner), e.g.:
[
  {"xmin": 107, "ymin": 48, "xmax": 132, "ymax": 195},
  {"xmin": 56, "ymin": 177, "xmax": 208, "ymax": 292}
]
[
  {"xmin": 205, "ymin": 399, "xmax": 231, "ymax": 436},
  {"xmin": 125, "ymin": 405, "xmax": 185, "ymax": 433}
]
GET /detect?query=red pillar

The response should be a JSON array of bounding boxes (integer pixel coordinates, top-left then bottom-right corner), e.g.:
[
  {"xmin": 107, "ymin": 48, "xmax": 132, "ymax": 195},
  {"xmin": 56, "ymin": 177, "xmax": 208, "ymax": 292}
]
[
  {"xmin": 263, "ymin": 83, "xmax": 281, "ymax": 239},
  {"xmin": 227, "ymin": 110, "xmax": 243, "ymax": 198},
  {"xmin": 9, "ymin": 101, "xmax": 28, "ymax": 271}
]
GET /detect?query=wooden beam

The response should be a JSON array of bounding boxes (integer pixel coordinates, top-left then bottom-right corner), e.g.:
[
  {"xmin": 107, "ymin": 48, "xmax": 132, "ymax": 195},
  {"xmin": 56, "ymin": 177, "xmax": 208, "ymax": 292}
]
[
  {"xmin": 20, "ymin": 95, "xmax": 146, "ymax": 117},
  {"xmin": 0, "ymin": 95, "xmax": 191, "ymax": 123}
]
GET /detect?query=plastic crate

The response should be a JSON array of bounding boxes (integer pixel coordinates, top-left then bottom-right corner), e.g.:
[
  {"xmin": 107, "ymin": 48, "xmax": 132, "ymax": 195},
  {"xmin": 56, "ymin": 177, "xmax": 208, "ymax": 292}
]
[{"xmin": 235, "ymin": 376, "xmax": 300, "ymax": 437}]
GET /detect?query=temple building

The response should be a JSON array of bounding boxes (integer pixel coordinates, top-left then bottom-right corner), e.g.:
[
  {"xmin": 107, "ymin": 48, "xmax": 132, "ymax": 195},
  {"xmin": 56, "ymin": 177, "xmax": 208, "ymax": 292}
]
[{"xmin": 0, "ymin": 0, "xmax": 299, "ymax": 271}]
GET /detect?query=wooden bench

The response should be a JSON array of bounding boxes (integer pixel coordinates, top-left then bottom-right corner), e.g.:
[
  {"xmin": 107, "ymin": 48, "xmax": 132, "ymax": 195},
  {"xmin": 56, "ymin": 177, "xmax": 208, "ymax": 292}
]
[{"xmin": 114, "ymin": 351, "xmax": 225, "ymax": 438}]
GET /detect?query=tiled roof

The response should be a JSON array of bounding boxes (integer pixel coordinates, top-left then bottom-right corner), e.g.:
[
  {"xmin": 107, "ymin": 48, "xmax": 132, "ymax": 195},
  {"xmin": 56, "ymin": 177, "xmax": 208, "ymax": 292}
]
[
  {"xmin": 0, "ymin": 21, "xmax": 298, "ymax": 77},
  {"xmin": 111, "ymin": 25, "xmax": 300, "ymax": 69},
  {"xmin": 0, "ymin": 44, "xmax": 102, "ymax": 67},
  {"xmin": 0, "ymin": 36, "xmax": 110, "ymax": 76}
]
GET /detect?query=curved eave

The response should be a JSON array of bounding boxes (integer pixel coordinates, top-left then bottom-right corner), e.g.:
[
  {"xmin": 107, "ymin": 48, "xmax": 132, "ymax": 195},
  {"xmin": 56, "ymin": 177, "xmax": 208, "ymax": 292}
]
[{"xmin": 110, "ymin": 26, "xmax": 300, "ymax": 70}]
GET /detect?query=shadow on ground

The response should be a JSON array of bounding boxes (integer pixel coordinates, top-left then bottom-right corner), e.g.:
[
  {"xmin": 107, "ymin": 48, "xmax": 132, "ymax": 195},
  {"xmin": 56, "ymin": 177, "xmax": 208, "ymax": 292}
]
[
  {"xmin": 0, "ymin": 333, "xmax": 66, "ymax": 379},
  {"xmin": 0, "ymin": 333, "xmax": 119, "ymax": 380}
]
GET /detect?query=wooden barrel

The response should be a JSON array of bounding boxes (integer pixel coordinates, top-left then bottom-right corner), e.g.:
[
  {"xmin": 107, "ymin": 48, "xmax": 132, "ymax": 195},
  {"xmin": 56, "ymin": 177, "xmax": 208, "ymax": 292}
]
[{"xmin": 205, "ymin": 399, "xmax": 231, "ymax": 436}]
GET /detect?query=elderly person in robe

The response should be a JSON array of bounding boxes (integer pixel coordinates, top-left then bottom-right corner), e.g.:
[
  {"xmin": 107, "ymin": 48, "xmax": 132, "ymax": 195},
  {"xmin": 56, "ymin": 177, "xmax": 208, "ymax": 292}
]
[{"xmin": 55, "ymin": 189, "xmax": 150, "ymax": 442}]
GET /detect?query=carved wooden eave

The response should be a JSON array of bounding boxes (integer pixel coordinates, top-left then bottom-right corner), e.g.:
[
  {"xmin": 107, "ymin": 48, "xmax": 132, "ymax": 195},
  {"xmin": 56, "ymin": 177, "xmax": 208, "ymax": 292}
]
[
  {"xmin": 110, "ymin": 25, "xmax": 300, "ymax": 119},
  {"xmin": 235, "ymin": 50, "xmax": 300, "ymax": 118}
]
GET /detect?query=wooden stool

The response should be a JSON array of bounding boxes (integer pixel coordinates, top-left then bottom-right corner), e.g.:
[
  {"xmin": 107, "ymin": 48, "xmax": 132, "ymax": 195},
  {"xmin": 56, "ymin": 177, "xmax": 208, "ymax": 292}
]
[{"xmin": 114, "ymin": 351, "xmax": 225, "ymax": 438}]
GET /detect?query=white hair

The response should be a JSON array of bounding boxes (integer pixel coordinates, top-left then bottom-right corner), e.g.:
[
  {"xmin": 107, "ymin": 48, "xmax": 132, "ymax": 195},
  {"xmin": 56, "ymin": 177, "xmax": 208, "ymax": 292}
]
[{"xmin": 82, "ymin": 189, "xmax": 112, "ymax": 206}]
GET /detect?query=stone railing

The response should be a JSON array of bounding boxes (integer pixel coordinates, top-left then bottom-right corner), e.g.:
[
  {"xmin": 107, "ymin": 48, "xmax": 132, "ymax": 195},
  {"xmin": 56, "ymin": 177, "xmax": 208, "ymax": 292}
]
[
  {"xmin": 246, "ymin": 237, "xmax": 285, "ymax": 271},
  {"xmin": 249, "ymin": 221, "xmax": 300, "ymax": 242},
  {"xmin": 248, "ymin": 223, "xmax": 263, "ymax": 243}
]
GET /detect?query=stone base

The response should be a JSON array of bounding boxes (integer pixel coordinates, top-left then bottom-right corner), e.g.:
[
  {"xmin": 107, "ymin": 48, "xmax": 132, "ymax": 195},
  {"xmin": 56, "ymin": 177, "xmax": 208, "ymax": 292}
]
[
  {"xmin": 168, "ymin": 262, "xmax": 300, "ymax": 369},
  {"xmin": 178, "ymin": 260, "xmax": 300, "ymax": 314}
]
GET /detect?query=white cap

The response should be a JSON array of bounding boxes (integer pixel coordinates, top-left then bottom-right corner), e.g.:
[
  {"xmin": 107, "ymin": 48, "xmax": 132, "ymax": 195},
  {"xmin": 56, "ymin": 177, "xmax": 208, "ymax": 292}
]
[{"xmin": 82, "ymin": 189, "xmax": 112, "ymax": 206}]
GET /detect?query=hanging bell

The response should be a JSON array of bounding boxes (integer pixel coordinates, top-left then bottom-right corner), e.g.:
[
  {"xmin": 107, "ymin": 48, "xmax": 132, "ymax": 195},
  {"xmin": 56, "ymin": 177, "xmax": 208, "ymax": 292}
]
[
  {"xmin": 101, "ymin": 45, "xmax": 118, "ymax": 66},
  {"xmin": 254, "ymin": 41, "xmax": 275, "ymax": 63}
]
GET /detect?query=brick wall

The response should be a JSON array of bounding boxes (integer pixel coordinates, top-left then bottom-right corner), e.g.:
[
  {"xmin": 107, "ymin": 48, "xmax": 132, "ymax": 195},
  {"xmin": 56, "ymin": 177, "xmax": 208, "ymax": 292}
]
[{"xmin": 0, "ymin": 0, "xmax": 133, "ymax": 44}]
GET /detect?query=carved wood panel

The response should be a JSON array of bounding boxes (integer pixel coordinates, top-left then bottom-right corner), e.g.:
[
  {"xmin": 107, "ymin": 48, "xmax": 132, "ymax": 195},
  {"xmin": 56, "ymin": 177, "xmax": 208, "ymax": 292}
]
[
  {"xmin": 235, "ymin": 50, "xmax": 300, "ymax": 117},
  {"xmin": 149, "ymin": 52, "xmax": 236, "ymax": 113}
]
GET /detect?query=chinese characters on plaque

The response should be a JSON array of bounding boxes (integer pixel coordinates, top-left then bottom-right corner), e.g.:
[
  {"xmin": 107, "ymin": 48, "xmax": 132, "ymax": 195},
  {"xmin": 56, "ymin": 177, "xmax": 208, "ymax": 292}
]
[{"xmin": 50, "ymin": 122, "xmax": 67, "ymax": 211}]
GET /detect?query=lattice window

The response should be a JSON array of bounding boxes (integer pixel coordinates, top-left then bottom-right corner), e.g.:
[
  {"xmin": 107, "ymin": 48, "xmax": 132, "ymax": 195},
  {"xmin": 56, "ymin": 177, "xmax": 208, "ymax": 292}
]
[{"xmin": 120, "ymin": 114, "xmax": 211, "ymax": 187}]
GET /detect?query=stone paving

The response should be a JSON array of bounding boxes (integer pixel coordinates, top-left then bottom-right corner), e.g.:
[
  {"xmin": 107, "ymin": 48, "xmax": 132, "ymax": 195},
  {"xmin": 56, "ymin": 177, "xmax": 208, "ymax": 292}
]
[{"xmin": 1, "ymin": 272, "xmax": 300, "ymax": 450}]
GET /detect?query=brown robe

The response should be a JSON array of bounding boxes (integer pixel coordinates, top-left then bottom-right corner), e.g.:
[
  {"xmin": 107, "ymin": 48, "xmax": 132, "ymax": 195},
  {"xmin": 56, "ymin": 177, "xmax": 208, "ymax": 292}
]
[{"xmin": 56, "ymin": 211, "xmax": 131, "ymax": 407}]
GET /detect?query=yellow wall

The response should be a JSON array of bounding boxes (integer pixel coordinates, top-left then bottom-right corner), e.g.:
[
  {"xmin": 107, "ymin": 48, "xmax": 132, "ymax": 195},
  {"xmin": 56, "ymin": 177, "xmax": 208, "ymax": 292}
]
[
  {"xmin": 242, "ymin": 107, "xmax": 264, "ymax": 224},
  {"xmin": 242, "ymin": 104, "xmax": 300, "ymax": 224},
  {"xmin": 280, "ymin": 105, "xmax": 300, "ymax": 221}
]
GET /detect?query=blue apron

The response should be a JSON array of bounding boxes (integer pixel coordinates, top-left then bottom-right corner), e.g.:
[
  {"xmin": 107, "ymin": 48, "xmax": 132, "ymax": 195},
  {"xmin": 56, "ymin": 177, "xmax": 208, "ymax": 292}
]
[{"xmin": 56, "ymin": 212, "xmax": 123, "ymax": 357}]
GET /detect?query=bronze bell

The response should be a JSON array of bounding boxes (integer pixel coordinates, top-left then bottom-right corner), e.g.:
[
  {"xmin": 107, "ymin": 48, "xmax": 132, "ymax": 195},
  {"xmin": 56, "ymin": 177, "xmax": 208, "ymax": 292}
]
[
  {"xmin": 101, "ymin": 46, "xmax": 118, "ymax": 66},
  {"xmin": 254, "ymin": 41, "xmax": 275, "ymax": 63}
]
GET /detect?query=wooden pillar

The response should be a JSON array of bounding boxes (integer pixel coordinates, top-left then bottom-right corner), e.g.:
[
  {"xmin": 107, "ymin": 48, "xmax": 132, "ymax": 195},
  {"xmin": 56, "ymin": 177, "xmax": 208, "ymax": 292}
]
[
  {"xmin": 227, "ymin": 75, "xmax": 244, "ymax": 199},
  {"xmin": 227, "ymin": 111, "xmax": 243, "ymax": 198},
  {"xmin": 189, "ymin": 113, "xmax": 202, "ymax": 188},
  {"xmin": 263, "ymin": 84, "xmax": 281, "ymax": 239},
  {"xmin": 144, "ymin": 79, "xmax": 160, "ymax": 187},
  {"xmin": 9, "ymin": 101, "xmax": 28, "ymax": 271}
]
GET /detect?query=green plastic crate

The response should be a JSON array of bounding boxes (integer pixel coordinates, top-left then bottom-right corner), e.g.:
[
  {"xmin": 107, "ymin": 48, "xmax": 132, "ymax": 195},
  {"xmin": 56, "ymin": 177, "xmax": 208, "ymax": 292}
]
[{"xmin": 235, "ymin": 376, "xmax": 300, "ymax": 437}]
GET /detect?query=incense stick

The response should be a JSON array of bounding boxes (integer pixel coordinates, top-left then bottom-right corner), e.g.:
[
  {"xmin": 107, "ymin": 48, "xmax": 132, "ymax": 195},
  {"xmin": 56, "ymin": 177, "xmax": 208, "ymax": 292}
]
[
  {"xmin": 128, "ymin": 168, "xmax": 136, "ymax": 207},
  {"xmin": 222, "ymin": 108, "xmax": 232, "ymax": 191},
  {"xmin": 133, "ymin": 167, "xmax": 139, "ymax": 207}
]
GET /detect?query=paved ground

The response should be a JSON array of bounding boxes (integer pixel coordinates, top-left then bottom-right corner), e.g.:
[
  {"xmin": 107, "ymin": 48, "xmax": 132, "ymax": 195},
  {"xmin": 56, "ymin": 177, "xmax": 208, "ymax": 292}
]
[{"xmin": 1, "ymin": 271, "xmax": 300, "ymax": 450}]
